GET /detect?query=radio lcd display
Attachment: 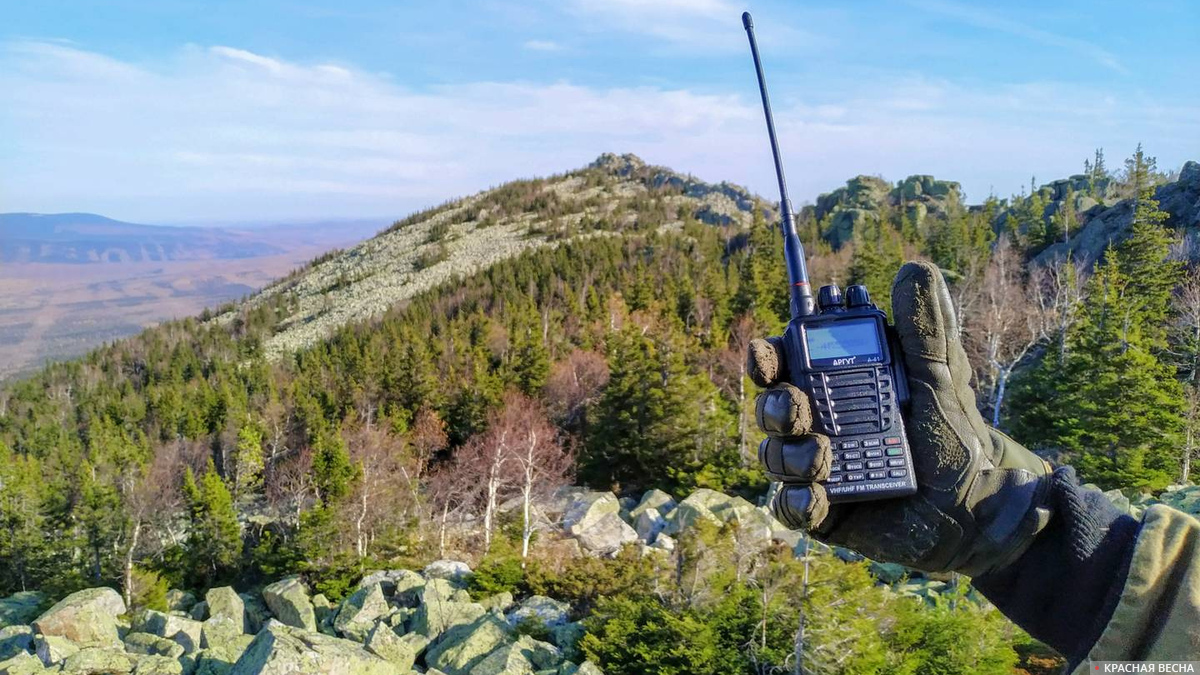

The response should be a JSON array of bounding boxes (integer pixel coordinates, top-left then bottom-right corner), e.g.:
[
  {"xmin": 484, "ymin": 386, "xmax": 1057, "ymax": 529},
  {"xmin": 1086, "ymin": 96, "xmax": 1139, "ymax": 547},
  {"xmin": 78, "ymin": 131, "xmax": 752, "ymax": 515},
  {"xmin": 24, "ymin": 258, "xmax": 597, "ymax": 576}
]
[{"xmin": 804, "ymin": 318, "xmax": 883, "ymax": 367}]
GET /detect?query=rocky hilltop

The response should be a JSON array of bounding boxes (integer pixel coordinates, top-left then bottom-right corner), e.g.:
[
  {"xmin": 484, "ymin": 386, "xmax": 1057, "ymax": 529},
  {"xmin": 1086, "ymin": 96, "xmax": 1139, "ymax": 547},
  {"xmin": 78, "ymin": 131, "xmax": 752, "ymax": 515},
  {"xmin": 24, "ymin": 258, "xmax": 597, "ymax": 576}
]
[
  {"xmin": 209, "ymin": 153, "xmax": 766, "ymax": 361},
  {"xmin": 808, "ymin": 174, "xmax": 963, "ymax": 248}
]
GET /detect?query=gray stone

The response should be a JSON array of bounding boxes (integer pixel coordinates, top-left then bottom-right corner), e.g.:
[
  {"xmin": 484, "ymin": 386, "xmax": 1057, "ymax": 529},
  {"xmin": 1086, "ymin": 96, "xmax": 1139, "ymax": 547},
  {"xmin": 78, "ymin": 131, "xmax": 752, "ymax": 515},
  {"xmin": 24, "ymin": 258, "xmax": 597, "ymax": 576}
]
[
  {"xmin": 164, "ymin": 591, "xmax": 196, "ymax": 615},
  {"xmin": 412, "ymin": 580, "xmax": 486, "ymax": 639},
  {"xmin": 32, "ymin": 587, "xmax": 125, "ymax": 648},
  {"xmin": 479, "ymin": 592, "xmax": 514, "ymax": 613},
  {"xmin": 650, "ymin": 534, "xmax": 675, "ymax": 553},
  {"xmin": 662, "ymin": 490, "xmax": 724, "ymax": 535},
  {"xmin": 561, "ymin": 493, "xmax": 619, "ymax": 536},
  {"xmin": 130, "ymin": 654, "xmax": 184, "ymax": 675},
  {"xmin": 363, "ymin": 623, "xmax": 415, "ymax": 671},
  {"xmin": 189, "ymin": 602, "xmax": 208, "ymax": 622},
  {"xmin": 35, "ymin": 633, "xmax": 79, "ymax": 666},
  {"xmin": 137, "ymin": 611, "xmax": 203, "ymax": 654},
  {"xmin": 123, "ymin": 632, "xmax": 185, "ymax": 659},
  {"xmin": 261, "ymin": 577, "xmax": 316, "ymax": 632},
  {"xmin": 423, "ymin": 561, "xmax": 472, "ymax": 583},
  {"xmin": 632, "ymin": 508, "xmax": 665, "ymax": 544},
  {"xmin": 204, "ymin": 589, "xmax": 244, "ymax": 632},
  {"xmin": 424, "ymin": 615, "xmax": 511, "ymax": 675},
  {"xmin": 0, "ymin": 651, "xmax": 46, "ymax": 675},
  {"xmin": 332, "ymin": 584, "xmax": 388, "ymax": 642},
  {"xmin": 628, "ymin": 490, "xmax": 676, "ymax": 520},
  {"xmin": 574, "ymin": 513, "xmax": 637, "ymax": 555},
  {"xmin": 506, "ymin": 596, "xmax": 569, "ymax": 630},
  {"xmin": 0, "ymin": 592, "xmax": 45, "ymax": 629},
  {"xmin": 189, "ymin": 634, "xmax": 254, "ymax": 675},
  {"xmin": 0, "ymin": 625, "xmax": 33, "ymax": 660},
  {"xmin": 60, "ymin": 646, "xmax": 135, "ymax": 673},
  {"xmin": 237, "ymin": 595, "xmax": 269, "ymax": 635},
  {"xmin": 357, "ymin": 569, "xmax": 425, "ymax": 603},
  {"xmin": 229, "ymin": 622, "xmax": 393, "ymax": 675},
  {"xmin": 468, "ymin": 634, "xmax": 561, "ymax": 675},
  {"xmin": 201, "ymin": 616, "xmax": 243, "ymax": 650}
]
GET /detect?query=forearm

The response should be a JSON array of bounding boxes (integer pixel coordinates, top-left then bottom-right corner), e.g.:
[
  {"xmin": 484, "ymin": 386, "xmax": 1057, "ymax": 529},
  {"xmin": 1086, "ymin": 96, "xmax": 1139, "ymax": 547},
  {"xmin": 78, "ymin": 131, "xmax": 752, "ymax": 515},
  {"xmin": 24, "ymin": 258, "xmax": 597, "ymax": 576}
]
[{"xmin": 972, "ymin": 467, "xmax": 1140, "ymax": 667}]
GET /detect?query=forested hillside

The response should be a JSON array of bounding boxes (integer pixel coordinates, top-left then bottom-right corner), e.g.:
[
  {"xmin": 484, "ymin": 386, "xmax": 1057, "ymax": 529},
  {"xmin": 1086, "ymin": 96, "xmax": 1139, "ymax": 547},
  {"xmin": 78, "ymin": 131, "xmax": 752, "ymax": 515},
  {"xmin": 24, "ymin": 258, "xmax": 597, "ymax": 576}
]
[{"xmin": 1, "ymin": 148, "xmax": 1197, "ymax": 674}]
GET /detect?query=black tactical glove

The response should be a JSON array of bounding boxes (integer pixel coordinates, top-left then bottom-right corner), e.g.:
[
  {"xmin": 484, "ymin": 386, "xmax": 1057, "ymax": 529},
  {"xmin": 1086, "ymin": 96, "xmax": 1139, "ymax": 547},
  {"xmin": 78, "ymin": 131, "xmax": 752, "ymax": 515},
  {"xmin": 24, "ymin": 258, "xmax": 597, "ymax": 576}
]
[{"xmin": 750, "ymin": 261, "xmax": 1053, "ymax": 576}]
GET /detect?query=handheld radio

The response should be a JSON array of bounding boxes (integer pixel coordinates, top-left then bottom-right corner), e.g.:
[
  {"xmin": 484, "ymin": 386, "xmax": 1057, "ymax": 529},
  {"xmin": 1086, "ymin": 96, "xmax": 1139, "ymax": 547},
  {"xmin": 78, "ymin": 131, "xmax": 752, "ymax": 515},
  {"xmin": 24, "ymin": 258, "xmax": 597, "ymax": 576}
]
[{"xmin": 742, "ymin": 12, "xmax": 917, "ymax": 503}]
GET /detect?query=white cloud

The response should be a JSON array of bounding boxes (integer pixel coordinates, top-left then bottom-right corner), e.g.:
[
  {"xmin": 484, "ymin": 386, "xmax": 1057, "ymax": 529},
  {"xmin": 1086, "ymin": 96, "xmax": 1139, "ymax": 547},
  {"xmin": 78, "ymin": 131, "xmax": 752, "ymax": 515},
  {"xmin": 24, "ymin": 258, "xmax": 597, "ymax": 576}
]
[
  {"xmin": 523, "ymin": 40, "xmax": 562, "ymax": 51},
  {"xmin": 0, "ymin": 41, "xmax": 1195, "ymax": 222}
]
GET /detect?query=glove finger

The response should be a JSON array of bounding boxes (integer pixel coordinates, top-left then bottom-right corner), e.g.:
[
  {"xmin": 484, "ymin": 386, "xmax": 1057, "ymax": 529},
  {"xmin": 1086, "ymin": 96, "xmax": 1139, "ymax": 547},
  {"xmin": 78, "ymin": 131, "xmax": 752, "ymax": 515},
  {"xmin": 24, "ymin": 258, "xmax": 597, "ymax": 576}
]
[
  {"xmin": 747, "ymin": 336, "xmax": 787, "ymax": 388},
  {"xmin": 890, "ymin": 261, "xmax": 973, "ymax": 388},
  {"xmin": 770, "ymin": 483, "xmax": 830, "ymax": 531},
  {"xmin": 758, "ymin": 435, "xmax": 832, "ymax": 483},
  {"xmin": 754, "ymin": 383, "xmax": 813, "ymax": 437}
]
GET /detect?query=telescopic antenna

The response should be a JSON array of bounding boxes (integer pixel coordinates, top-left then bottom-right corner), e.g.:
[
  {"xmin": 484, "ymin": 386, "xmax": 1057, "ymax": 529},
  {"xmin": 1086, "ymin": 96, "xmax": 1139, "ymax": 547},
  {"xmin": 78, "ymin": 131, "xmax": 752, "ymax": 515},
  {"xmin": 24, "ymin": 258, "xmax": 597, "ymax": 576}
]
[{"xmin": 742, "ymin": 11, "xmax": 814, "ymax": 318}]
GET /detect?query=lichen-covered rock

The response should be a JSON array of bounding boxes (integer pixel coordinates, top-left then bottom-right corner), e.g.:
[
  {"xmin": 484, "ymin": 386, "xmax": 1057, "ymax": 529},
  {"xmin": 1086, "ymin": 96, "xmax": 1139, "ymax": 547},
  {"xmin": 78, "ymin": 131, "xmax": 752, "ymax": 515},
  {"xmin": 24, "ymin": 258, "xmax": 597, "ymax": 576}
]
[
  {"xmin": 549, "ymin": 622, "xmax": 585, "ymax": 658},
  {"xmin": 261, "ymin": 577, "xmax": 316, "ymax": 632},
  {"xmin": 574, "ymin": 513, "xmax": 637, "ymax": 555},
  {"xmin": 138, "ymin": 611, "xmax": 203, "ymax": 654},
  {"xmin": 0, "ymin": 592, "xmax": 45, "ymax": 629},
  {"xmin": 363, "ymin": 623, "xmax": 415, "ymax": 671},
  {"xmin": 632, "ymin": 508, "xmax": 665, "ymax": 544},
  {"xmin": 479, "ymin": 592, "xmax": 514, "ymax": 613},
  {"xmin": 123, "ymin": 632, "xmax": 185, "ymax": 659},
  {"xmin": 332, "ymin": 584, "xmax": 387, "ymax": 642},
  {"xmin": 650, "ymin": 534, "xmax": 675, "ymax": 553},
  {"xmin": 424, "ymin": 615, "xmax": 511, "ymax": 675},
  {"xmin": 237, "ymin": 595, "xmax": 269, "ymax": 635},
  {"xmin": 35, "ymin": 633, "xmax": 79, "ymax": 666},
  {"xmin": 0, "ymin": 625, "xmax": 33, "ymax": 660},
  {"xmin": 506, "ymin": 597, "xmax": 569, "ymax": 630},
  {"xmin": 165, "ymin": 591, "xmax": 196, "ymax": 615},
  {"xmin": 60, "ymin": 646, "xmax": 135, "ymax": 673},
  {"xmin": 412, "ymin": 580, "xmax": 485, "ymax": 638},
  {"xmin": 357, "ymin": 569, "xmax": 425, "ymax": 602},
  {"xmin": 629, "ymin": 490, "xmax": 675, "ymax": 520},
  {"xmin": 32, "ymin": 587, "xmax": 125, "ymax": 648},
  {"xmin": 228, "ymin": 622, "xmax": 393, "ymax": 675},
  {"xmin": 561, "ymin": 493, "xmax": 618, "ymax": 536},
  {"xmin": 423, "ymin": 561, "xmax": 472, "ymax": 583},
  {"xmin": 130, "ymin": 654, "xmax": 184, "ymax": 675},
  {"xmin": 468, "ymin": 634, "xmax": 561, "ymax": 675},
  {"xmin": 189, "ymin": 634, "xmax": 254, "ymax": 675},
  {"xmin": 0, "ymin": 650, "xmax": 46, "ymax": 675},
  {"xmin": 189, "ymin": 602, "xmax": 209, "ymax": 622},
  {"xmin": 204, "ymin": 589, "xmax": 244, "ymax": 632},
  {"xmin": 662, "ymin": 492, "xmax": 723, "ymax": 535},
  {"xmin": 201, "ymin": 616, "xmax": 243, "ymax": 650}
]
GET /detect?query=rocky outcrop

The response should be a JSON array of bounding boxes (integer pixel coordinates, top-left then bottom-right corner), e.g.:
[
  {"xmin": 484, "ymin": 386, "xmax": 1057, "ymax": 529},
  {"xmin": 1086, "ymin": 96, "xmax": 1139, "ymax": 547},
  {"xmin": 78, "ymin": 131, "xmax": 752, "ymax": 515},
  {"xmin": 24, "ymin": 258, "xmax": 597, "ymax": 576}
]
[
  {"xmin": 31, "ymin": 588, "xmax": 125, "ymax": 648},
  {"xmin": 260, "ymin": 577, "xmax": 316, "ymax": 633},
  {"xmin": 331, "ymin": 583, "xmax": 388, "ymax": 642},
  {"xmin": 811, "ymin": 174, "xmax": 962, "ymax": 248},
  {"xmin": 229, "ymin": 622, "xmax": 393, "ymax": 675}
]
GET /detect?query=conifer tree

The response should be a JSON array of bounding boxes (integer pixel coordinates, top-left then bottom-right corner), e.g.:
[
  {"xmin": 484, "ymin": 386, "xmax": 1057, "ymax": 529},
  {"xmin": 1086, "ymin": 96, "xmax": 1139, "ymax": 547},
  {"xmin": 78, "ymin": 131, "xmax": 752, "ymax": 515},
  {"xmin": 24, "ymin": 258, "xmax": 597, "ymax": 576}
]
[
  {"xmin": 849, "ymin": 217, "xmax": 904, "ymax": 318},
  {"xmin": 0, "ymin": 442, "xmax": 45, "ymax": 592},
  {"xmin": 182, "ymin": 460, "xmax": 242, "ymax": 586}
]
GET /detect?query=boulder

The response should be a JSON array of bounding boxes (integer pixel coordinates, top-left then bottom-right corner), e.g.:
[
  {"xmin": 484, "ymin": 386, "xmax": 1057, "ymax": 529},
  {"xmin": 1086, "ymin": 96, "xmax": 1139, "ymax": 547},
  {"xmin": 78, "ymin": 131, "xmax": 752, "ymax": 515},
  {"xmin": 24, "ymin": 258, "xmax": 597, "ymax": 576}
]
[
  {"xmin": 237, "ymin": 595, "xmax": 269, "ymax": 635},
  {"xmin": 480, "ymin": 592, "xmax": 514, "ymax": 614},
  {"xmin": 424, "ymin": 615, "xmax": 512, "ymax": 675},
  {"xmin": 123, "ymin": 632, "xmax": 185, "ymax": 659},
  {"xmin": 561, "ymin": 493, "xmax": 619, "ymax": 535},
  {"xmin": 332, "ymin": 584, "xmax": 388, "ymax": 642},
  {"xmin": 650, "ymin": 534, "xmax": 675, "ymax": 553},
  {"xmin": 550, "ymin": 622, "xmax": 585, "ymax": 657},
  {"xmin": 357, "ymin": 569, "xmax": 425, "ymax": 602},
  {"xmin": 632, "ymin": 508, "xmax": 665, "ymax": 544},
  {"xmin": 363, "ymin": 623, "xmax": 416, "ymax": 671},
  {"xmin": 0, "ymin": 625, "xmax": 33, "ymax": 660},
  {"xmin": 35, "ymin": 633, "xmax": 79, "ymax": 666},
  {"xmin": 130, "ymin": 654, "xmax": 184, "ymax": 675},
  {"xmin": 662, "ymin": 491, "xmax": 723, "ymax": 535},
  {"xmin": 0, "ymin": 651, "xmax": 45, "ymax": 675},
  {"xmin": 628, "ymin": 490, "xmax": 676, "ymax": 520},
  {"xmin": 468, "ymin": 634, "xmax": 561, "ymax": 674},
  {"xmin": 506, "ymin": 597, "xmax": 569, "ymax": 630},
  {"xmin": 261, "ymin": 577, "xmax": 316, "ymax": 632},
  {"xmin": 189, "ymin": 634, "xmax": 254, "ymax": 675},
  {"xmin": 201, "ymin": 617, "xmax": 243, "ymax": 650},
  {"xmin": 575, "ymin": 513, "xmax": 637, "ymax": 555},
  {"xmin": 138, "ymin": 611, "xmax": 203, "ymax": 654},
  {"xmin": 412, "ymin": 580, "xmax": 485, "ymax": 638},
  {"xmin": 164, "ymin": 591, "xmax": 196, "ymax": 615},
  {"xmin": 0, "ymin": 592, "xmax": 45, "ymax": 629},
  {"xmin": 189, "ymin": 602, "xmax": 209, "ymax": 622},
  {"xmin": 423, "ymin": 561, "xmax": 472, "ymax": 584},
  {"xmin": 204, "ymin": 589, "xmax": 244, "ymax": 632},
  {"xmin": 60, "ymin": 646, "xmax": 135, "ymax": 673},
  {"xmin": 229, "ymin": 622, "xmax": 392, "ymax": 675},
  {"xmin": 32, "ymin": 587, "xmax": 125, "ymax": 648}
]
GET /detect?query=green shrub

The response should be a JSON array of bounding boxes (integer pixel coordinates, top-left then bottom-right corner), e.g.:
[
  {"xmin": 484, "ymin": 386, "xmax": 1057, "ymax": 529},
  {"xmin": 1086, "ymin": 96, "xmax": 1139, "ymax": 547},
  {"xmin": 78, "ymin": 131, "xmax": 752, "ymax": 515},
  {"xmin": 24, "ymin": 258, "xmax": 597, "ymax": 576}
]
[{"xmin": 468, "ymin": 556, "xmax": 527, "ymax": 598}]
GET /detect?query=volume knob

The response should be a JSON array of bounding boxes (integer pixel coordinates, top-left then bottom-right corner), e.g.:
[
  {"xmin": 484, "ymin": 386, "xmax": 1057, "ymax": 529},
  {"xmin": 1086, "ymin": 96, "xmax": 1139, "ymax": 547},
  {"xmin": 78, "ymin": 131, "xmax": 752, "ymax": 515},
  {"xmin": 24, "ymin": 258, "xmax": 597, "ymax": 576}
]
[
  {"xmin": 846, "ymin": 285, "xmax": 872, "ymax": 308},
  {"xmin": 817, "ymin": 284, "xmax": 844, "ymax": 311}
]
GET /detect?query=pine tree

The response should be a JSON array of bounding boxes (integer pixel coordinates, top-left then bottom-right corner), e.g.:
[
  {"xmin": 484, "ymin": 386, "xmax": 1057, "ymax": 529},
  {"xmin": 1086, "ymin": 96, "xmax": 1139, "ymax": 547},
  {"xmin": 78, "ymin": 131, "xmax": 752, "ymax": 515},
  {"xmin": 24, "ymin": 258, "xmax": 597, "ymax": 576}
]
[
  {"xmin": 849, "ymin": 217, "xmax": 904, "ymax": 318},
  {"xmin": 0, "ymin": 442, "xmax": 45, "ymax": 592},
  {"xmin": 311, "ymin": 428, "xmax": 357, "ymax": 505},
  {"xmin": 182, "ymin": 460, "xmax": 242, "ymax": 586}
]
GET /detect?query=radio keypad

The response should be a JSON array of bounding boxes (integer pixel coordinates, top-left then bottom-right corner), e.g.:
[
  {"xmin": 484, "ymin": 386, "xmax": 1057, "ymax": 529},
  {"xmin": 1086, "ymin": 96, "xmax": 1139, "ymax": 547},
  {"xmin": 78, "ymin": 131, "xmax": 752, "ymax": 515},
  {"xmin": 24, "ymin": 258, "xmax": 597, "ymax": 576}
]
[{"xmin": 817, "ymin": 367, "xmax": 913, "ymax": 495}]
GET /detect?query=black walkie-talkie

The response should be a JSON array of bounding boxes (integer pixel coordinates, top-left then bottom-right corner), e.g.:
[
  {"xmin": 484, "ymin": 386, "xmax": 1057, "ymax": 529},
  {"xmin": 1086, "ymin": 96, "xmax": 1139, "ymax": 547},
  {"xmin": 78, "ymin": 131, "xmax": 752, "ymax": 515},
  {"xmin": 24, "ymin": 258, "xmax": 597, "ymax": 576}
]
[{"xmin": 743, "ymin": 12, "xmax": 917, "ymax": 503}]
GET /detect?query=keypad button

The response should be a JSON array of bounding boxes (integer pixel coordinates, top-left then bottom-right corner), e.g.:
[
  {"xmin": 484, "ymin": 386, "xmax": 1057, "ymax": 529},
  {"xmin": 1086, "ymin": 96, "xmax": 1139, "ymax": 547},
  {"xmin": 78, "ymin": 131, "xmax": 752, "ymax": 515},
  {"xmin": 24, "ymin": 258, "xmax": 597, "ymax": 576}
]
[
  {"xmin": 862, "ymin": 438, "xmax": 881, "ymax": 448},
  {"xmin": 829, "ymin": 464, "xmax": 841, "ymax": 474},
  {"xmin": 844, "ymin": 461, "xmax": 864, "ymax": 471},
  {"xmin": 885, "ymin": 447, "xmax": 903, "ymax": 456},
  {"xmin": 846, "ymin": 472, "xmax": 865, "ymax": 482},
  {"xmin": 886, "ymin": 458, "xmax": 905, "ymax": 467},
  {"xmin": 866, "ymin": 460, "xmax": 884, "ymax": 469},
  {"xmin": 841, "ymin": 451, "xmax": 862, "ymax": 461},
  {"xmin": 889, "ymin": 469, "xmax": 908, "ymax": 478},
  {"xmin": 839, "ymin": 440, "xmax": 860, "ymax": 450},
  {"xmin": 884, "ymin": 436, "xmax": 902, "ymax": 445},
  {"xmin": 867, "ymin": 470, "xmax": 886, "ymax": 480},
  {"xmin": 864, "ymin": 449, "xmax": 882, "ymax": 458},
  {"xmin": 826, "ymin": 474, "xmax": 843, "ymax": 483}
]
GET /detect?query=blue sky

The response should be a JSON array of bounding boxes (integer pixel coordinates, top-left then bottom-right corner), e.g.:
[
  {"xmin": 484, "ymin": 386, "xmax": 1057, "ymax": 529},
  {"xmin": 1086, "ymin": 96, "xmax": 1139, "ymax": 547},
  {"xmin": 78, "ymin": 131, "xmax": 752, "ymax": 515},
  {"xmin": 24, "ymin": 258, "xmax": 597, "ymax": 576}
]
[{"xmin": 2, "ymin": 0, "xmax": 1197, "ymax": 223}]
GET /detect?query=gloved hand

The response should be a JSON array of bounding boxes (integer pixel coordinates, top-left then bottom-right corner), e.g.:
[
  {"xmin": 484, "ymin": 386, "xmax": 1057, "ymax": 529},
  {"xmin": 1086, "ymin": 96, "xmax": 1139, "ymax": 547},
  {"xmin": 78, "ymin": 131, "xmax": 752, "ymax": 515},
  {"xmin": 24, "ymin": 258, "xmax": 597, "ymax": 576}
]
[{"xmin": 749, "ymin": 261, "xmax": 1054, "ymax": 576}]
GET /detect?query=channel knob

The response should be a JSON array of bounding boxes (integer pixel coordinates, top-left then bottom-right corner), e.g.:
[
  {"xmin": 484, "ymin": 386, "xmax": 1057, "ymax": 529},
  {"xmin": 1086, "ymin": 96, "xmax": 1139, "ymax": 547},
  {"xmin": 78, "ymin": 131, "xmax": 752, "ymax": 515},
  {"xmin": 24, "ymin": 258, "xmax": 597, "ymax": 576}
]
[
  {"xmin": 846, "ymin": 284, "xmax": 872, "ymax": 308},
  {"xmin": 817, "ymin": 284, "xmax": 844, "ymax": 311}
]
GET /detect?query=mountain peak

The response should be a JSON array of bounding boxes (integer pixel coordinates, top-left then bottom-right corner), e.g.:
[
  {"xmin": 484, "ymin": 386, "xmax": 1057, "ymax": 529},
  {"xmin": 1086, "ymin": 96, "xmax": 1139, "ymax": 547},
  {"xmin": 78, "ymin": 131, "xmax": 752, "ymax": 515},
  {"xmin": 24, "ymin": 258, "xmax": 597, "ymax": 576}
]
[{"xmin": 588, "ymin": 152, "xmax": 647, "ymax": 177}]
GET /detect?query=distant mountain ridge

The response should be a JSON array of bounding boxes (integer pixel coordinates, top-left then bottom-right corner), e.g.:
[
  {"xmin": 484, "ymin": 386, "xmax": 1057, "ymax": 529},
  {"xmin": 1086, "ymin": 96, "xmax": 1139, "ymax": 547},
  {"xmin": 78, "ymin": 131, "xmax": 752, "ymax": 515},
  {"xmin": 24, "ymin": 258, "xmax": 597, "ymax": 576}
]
[{"xmin": 0, "ymin": 212, "xmax": 286, "ymax": 263}]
